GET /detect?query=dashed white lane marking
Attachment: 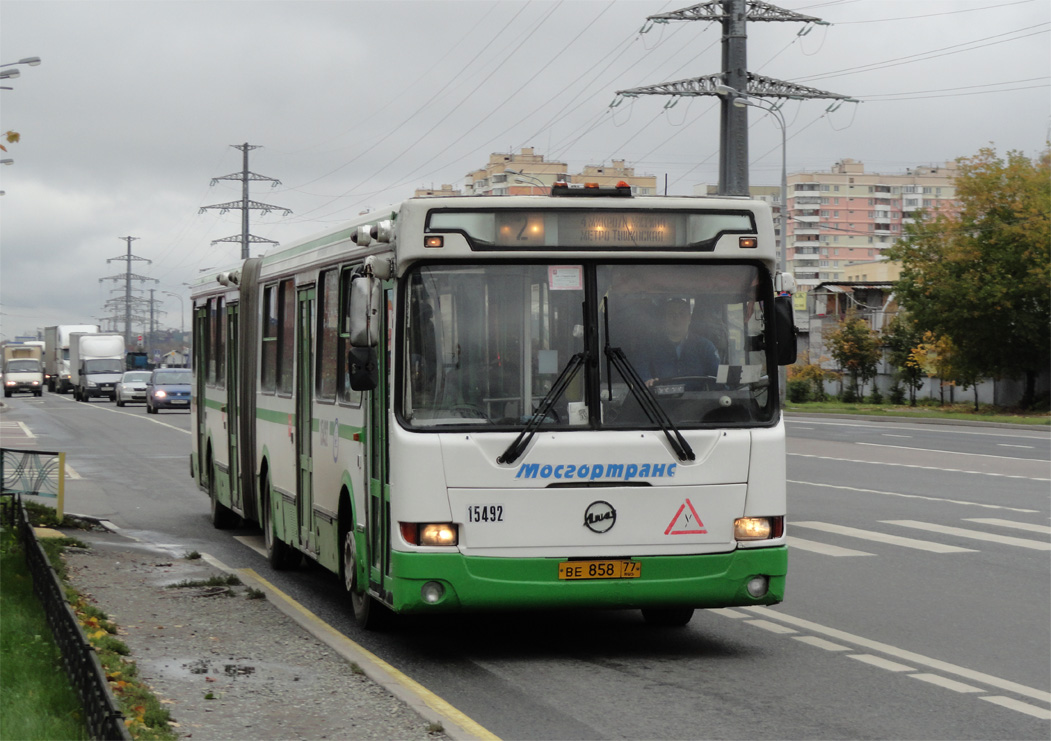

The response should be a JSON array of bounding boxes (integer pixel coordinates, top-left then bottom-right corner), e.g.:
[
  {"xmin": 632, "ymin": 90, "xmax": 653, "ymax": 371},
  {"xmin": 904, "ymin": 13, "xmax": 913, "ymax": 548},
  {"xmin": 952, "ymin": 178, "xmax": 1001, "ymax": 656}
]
[
  {"xmin": 884, "ymin": 520, "xmax": 1051, "ymax": 551},
  {"xmin": 789, "ymin": 479, "xmax": 1040, "ymax": 513},
  {"xmin": 909, "ymin": 673, "xmax": 982, "ymax": 694},
  {"xmin": 793, "ymin": 521, "xmax": 977, "ymax": 553},
  {"xmin": 745, "ymin": 619, "xmax": 797, "ymax": 635},
  {"xmin": 857, "ymin": 441, "xmax": 1044, "ymax": 463},
  {"xmin": 964, "ymin": 517, "xmax": 1051, "ymax": 534},
  {"xmin": 793, "ymin": 635, "xmax": 850, "ymax": 652},
  {"xmin": 981, "ymin": 696, "xmax": 1051, "ymax": 720},
  {"xmin": 789, "ymin": 536, "xmax": 874, "ymax": 557},
  {"xmin": 849, "ymin": 654, "xmax": 913, "ymax": 672},
  {"xmin": 789, "ymin": 454, "xmax": 1050, "ymax": 482},
  {"xmin": 741, "ymin": 606, "xmax": 1051, "ymax": 705}
]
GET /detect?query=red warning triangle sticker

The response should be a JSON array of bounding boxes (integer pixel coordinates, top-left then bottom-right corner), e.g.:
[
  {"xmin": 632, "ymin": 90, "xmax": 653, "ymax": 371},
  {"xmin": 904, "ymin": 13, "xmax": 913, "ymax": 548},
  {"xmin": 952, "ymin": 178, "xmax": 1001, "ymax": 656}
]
[{"xmin": 664, "ymin": 498, "xmax": 708, "ymax": 535}]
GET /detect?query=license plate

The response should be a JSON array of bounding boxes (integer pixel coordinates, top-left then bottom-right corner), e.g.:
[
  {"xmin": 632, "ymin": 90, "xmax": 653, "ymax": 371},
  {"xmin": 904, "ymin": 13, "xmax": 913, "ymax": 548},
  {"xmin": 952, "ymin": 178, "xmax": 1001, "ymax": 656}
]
[
  {"xmin": 558, "ymin": 560, "xmax": 640, "ymax": 580},
  {"xmin": 172, "ymin": 399, "xmax": 189, "ymax": 404}
]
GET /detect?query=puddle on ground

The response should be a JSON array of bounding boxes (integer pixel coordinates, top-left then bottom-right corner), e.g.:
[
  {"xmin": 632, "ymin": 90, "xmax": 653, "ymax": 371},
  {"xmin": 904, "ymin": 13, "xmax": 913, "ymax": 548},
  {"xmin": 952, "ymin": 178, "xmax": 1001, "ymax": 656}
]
[{"xmin": 146, "ymin": 657, "xmax": 317, "ymax": 684}]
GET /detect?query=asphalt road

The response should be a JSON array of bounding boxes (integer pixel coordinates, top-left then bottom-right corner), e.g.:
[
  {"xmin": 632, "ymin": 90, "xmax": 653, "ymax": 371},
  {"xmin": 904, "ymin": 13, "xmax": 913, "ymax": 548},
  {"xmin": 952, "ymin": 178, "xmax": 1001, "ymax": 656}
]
[{"xmin": 3, "ymin": 393, "xmax": 1049, "ymax": 740}]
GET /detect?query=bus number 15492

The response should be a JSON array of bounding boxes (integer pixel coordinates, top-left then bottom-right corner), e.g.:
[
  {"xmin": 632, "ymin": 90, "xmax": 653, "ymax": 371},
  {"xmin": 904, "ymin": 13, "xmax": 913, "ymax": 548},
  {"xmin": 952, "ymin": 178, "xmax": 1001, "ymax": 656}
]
[{"xmin": 467, "ymin": 505, "xmax": 505, "ymax": 523}]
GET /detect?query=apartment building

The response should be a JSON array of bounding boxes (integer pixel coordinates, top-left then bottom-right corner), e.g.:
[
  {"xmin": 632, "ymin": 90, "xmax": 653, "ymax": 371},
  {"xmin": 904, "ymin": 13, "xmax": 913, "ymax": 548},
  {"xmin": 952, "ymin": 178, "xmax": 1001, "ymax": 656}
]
[
  {"xmin": 414, "ymin": 184, "xmax": 462, "ymax": 197},
  {"xmin": 465, "ymin": 147, "xmax": 657, "ymax": 196},
  {"xmin": 787, "ymin": 159, "xmax": 958, "ymax": 291}
]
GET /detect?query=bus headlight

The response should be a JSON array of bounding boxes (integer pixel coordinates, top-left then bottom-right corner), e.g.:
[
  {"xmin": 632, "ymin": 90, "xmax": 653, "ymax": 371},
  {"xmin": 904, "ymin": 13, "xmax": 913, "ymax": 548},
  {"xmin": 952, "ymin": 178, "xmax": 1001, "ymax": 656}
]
[
  {"xmin": 734, "ymin": 516, "xmax": 783, "ymax": 541},
  {"xmin": 420, "ymin": 523, "xmax": 458, "ymax": 546},
  {"xmin": 401, "ymin": 522, "xmax": 458, "ymax": 546}
]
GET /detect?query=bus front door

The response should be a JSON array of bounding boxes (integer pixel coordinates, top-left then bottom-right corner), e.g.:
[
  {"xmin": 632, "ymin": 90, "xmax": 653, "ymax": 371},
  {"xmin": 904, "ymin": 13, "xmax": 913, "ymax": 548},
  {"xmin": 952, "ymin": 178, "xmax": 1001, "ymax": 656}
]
[{"xmin": 296, "ymin": 288, "xmax": 315, "ymax": 554}]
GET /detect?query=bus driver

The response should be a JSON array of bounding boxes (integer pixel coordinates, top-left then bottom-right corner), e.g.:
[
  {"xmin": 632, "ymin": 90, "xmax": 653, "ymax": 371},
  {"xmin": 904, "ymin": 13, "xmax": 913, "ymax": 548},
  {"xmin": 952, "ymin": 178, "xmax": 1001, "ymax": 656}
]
[{"xmin": 644, "ymin": 298, "xmax": 720, "ymax": 385}]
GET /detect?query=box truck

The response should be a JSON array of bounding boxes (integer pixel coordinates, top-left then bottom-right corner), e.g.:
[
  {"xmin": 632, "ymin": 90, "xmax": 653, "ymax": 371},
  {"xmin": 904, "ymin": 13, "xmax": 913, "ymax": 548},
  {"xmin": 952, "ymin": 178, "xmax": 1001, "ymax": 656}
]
[
  {"xmin": 70, "ymin": 332, "xmax": 125, "ymax": 402},
  {"xmin": 44, "ymin": 324, "xmax": 99, "ymax": 393},
  {"xmin": 2, "ymin": 343, "xmax": 44, "ymax": 397}
]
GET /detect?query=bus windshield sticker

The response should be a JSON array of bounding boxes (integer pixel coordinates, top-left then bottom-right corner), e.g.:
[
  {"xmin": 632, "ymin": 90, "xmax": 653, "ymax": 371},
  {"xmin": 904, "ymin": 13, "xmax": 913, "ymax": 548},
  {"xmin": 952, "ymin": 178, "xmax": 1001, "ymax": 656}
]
[{"xmin": 548, "ymin": 266, "xmax": 582, "ymax": 290}]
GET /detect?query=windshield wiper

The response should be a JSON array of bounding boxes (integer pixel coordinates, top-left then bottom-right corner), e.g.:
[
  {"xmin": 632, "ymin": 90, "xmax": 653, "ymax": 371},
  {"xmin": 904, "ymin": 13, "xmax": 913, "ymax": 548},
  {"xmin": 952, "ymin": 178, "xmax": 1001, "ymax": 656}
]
[
  {"xmin": 604, "ymin": 346, "xmax": 695, "ymax": 462},
  {"xmin": 497, "ymin": 352, "xmax": 585, "ymax": 465},
  {"xmin": 602, "ymin": 298, "xmax": 694, "ymax": 462}
]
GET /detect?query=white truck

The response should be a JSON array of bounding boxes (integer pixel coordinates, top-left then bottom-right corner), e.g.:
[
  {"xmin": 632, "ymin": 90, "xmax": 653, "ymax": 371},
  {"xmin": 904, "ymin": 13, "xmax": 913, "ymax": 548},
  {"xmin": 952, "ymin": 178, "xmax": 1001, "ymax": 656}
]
[
  {"xmin": 44, "ymin": 324, "xmax": 99, "ymax": 393},
  {"xmin": 70, "ymin": 332, "xmax": 126, "ymax": 402},
  {"xmin": 3, "ymin": 343, "xmax": 45, "ymax": 397}
]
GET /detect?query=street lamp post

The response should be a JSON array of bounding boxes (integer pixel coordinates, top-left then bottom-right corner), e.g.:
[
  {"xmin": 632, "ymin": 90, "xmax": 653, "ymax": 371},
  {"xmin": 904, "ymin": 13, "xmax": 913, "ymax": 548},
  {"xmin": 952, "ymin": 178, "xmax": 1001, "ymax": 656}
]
[
  {"xmin": 716, "ymin": 85, "xmax": 788, "ymax": 274},
  {"xmin": 162, "ymin": 291, "xmax": 185, "ymax": 338},
  {"xmin": 1, "ymin": 56, "xmax": 42, "ymax": 90},
  {"xmin": 504, "ymin": 169, "xmax": 548, "ymax": 195}
]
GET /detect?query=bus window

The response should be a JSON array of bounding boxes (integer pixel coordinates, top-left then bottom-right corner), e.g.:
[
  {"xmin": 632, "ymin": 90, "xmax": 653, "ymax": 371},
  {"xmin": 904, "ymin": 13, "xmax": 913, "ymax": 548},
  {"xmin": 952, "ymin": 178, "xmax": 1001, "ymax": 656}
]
[
  {"xmin": 598, "ymin": 263, "xmax": 773, "ymax": 427},
  {"xmin": 337, "ymin": 267, "xmax": 362, "ymax": 406},
  {"xmin": 278, "ymin": 278, "xmax": 295, "ymax": 395},
  {"xmin": 402, "ymin": 264, "xmax": 585, "ymax": 428},
  {"xmin": 317, "ymin": 269, "xmax": 339, "ymax": 401},
  {"xmin": 261, "ymin": 284, "xmax": 278, "ymax": 393},
  {"xmin": 213, "ymin": 297, "xmax": 225, "ymax": 388}
]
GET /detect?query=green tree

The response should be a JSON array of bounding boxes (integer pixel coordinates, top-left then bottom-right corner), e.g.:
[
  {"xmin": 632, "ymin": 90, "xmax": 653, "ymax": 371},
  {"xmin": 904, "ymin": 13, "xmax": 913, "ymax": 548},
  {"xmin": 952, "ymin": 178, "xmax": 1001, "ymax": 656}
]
[
  {"xmin": 886, "ymin": 146, "xmax": 1051, "ymax": 408},
  {"xmin": 883, "ymin": 313, "xmax": 926, "ymax": 406},
  {"xmin": 825, "ymin": 313, "xmax": 882, "ymax": 401}
]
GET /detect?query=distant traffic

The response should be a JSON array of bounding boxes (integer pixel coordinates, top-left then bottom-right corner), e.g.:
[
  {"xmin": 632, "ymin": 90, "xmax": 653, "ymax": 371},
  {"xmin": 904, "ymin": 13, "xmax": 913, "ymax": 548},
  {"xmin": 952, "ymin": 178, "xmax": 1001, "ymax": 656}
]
[{"xmin": 1, "ymin": 324, "xmax": 190, "ymax": 413}]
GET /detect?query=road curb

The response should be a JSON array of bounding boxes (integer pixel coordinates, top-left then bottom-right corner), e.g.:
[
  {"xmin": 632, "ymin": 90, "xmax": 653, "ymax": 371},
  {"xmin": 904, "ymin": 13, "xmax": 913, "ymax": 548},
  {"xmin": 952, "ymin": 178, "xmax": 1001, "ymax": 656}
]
[{"xmin": 205, "ymin": 557, "xmax": 499, "ymax": 741}]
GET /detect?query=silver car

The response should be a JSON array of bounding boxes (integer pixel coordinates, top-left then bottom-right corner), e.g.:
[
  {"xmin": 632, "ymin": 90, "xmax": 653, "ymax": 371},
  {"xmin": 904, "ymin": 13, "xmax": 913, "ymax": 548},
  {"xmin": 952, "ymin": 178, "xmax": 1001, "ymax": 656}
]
[{"xmin": 115, "ymin": 370, "xmax": 151, "ymax": 406}]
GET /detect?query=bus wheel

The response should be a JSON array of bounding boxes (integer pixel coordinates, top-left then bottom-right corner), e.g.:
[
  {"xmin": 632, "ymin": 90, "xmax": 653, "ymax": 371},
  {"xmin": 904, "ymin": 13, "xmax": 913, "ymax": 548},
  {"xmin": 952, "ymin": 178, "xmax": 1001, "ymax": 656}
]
[
  {"xmin": 262, "ymin": 480, "xmax": 300, "ymax": 570},
  {"xmin": 641, "ymin": 607, "xmax": 695, "ymax": 627},
  {"xmin": 209, "ymin": 461, "xmax": 239, "ymax": 529},
  {"xmin": 340, "ymin": 522, "xmax": 387, "ymax": 630}
]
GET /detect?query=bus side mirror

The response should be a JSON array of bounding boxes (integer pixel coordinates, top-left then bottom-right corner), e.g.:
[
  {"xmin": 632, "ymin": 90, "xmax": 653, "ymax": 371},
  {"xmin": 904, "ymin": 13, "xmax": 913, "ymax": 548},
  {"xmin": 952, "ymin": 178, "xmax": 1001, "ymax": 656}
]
[
  {"xmin": 348, "ymin": 347, "xmax": 378, "ymax": 391},
  {"xmin": 774, "ymin": 295, "xmax": 797, "ymax": 366},
  {"xmin": 349, "ymin": 275, "xmax": 381, "ymax": 348}
]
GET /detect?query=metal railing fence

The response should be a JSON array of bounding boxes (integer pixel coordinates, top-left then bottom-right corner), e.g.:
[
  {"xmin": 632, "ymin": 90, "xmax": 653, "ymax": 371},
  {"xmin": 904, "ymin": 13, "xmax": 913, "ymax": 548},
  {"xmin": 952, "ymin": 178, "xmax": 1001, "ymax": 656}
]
[{"xmin": 14, "ymin": 494, "xmax": 132, "ymax": 740}]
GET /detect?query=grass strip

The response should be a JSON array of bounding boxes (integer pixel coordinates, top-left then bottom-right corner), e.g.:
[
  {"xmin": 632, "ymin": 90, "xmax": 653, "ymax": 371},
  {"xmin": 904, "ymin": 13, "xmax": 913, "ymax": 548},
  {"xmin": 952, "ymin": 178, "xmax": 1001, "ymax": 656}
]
[{"xmin": 2, "ymin": 501, "xmax": 178, "ymax": 741}]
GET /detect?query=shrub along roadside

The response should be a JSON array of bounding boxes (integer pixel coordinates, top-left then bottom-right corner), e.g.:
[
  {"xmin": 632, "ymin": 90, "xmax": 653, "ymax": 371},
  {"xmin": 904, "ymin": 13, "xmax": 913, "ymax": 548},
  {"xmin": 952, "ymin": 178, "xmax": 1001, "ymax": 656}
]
[{"xmin": 1, "ymin": 501, "xmax": 177, "ymax": 741}]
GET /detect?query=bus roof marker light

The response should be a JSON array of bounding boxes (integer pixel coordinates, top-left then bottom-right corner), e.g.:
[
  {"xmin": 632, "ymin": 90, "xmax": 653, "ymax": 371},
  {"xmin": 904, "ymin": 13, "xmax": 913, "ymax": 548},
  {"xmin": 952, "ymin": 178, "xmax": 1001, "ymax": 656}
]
[
  {"xmin": 739, "ymin": 237, "xmax": 758, "ymax": 249},
  {"xmin": 350, "ymin": 226, "xmax": 372, "ymax": 246},
  {"xmin": 370, "ymin": 220, "xmax": 393, "ymax": 243},
  {"xmin": 424, "ymin": 236, "xmax": 443, "ymax": 248}
]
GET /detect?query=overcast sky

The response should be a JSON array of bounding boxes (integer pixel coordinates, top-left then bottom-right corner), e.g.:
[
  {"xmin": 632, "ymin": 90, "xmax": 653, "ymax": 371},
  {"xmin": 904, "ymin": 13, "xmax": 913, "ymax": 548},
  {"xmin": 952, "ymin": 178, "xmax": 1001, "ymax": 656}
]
[{"xmin": 2, "ymin": 0, "xmax": 1048, "ymax": 338}]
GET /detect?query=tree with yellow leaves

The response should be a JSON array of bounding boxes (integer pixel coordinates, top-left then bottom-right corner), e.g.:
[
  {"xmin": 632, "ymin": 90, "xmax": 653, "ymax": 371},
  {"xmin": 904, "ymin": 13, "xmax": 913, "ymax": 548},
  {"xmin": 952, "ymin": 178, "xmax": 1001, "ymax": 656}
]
[{"xmin": 886, "ymin": 146, "xmax": 1050, "ymax": 408}]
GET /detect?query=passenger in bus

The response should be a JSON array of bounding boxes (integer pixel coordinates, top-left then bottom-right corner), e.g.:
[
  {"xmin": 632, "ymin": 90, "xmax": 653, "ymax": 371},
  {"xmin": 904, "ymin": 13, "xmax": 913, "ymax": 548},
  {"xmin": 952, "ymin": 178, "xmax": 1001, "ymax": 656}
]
[{"xmin": 644, "ymin": 298, "xmax": 720, "ymax": 384}]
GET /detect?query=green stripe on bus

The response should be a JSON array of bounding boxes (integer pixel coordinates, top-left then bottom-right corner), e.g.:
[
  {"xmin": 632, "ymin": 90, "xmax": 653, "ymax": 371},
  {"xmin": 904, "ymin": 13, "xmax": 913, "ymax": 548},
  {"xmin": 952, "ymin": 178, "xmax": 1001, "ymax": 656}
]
[{"xmin": 386, "ymin": 546, "xmax": 788, "ymax": 613}]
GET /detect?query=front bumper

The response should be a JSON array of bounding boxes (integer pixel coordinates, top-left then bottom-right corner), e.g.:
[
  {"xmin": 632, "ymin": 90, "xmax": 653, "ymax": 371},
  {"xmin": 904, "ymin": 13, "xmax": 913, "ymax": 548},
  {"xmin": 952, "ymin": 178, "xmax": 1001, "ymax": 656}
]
[{"xmin": 386, "ymin": 545, "xmax": 787, "ymax": 614}]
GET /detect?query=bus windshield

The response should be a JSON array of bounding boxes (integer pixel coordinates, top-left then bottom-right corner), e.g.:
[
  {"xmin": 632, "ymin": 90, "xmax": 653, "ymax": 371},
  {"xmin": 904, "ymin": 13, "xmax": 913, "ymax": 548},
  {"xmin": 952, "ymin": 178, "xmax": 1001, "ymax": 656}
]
[{"xmin": 401, "ymin": 261, "xmax": 774, "ymax": 430}]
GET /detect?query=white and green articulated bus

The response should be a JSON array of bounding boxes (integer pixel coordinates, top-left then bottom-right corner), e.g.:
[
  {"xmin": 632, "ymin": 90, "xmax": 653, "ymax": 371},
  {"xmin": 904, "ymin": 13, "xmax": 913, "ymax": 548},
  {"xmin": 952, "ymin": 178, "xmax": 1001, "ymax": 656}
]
[{"xmin": 190, "ymin": 183, "xmax": 797, "ymax": 629}]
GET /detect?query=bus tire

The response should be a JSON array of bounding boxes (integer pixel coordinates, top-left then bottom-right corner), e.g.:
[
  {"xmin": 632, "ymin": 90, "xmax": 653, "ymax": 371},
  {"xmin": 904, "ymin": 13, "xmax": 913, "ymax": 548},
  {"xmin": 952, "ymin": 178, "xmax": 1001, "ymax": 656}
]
[
  {"xmin": 340, "ymin": 518, "xmax": 388, "ymax": 631},
  {"xmin": 262, "ymin": 476, "xmax": 300, "ymax": 570},
  {"xmin": 641, "ymin": 607, "xmax": 695, "ymax": 627},
  {"xmin": 209, "ymin": 459, "xmax": 239, "ymax": 530}
]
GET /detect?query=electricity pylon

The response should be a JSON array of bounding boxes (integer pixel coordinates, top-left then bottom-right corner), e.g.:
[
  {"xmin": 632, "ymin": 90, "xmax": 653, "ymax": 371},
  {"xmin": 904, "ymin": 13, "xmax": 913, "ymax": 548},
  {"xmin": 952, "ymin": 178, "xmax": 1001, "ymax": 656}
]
[
  {"xmin": 616, "ymin": 0, "xmax": 853, "ymax": 196},
  {"xmin": 100, "ymin": 236, "xmax": 157, "ymax": 347},
  {"xmin": 200, "ymin": 143, "xmax": 292, "ymax": 260}
]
